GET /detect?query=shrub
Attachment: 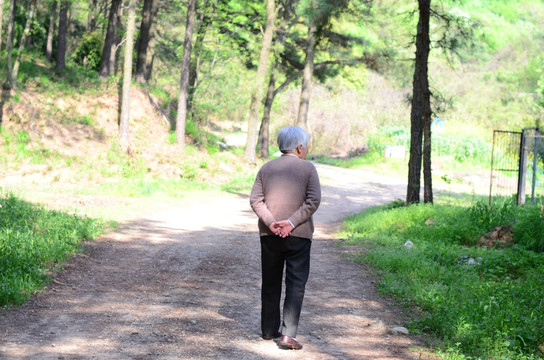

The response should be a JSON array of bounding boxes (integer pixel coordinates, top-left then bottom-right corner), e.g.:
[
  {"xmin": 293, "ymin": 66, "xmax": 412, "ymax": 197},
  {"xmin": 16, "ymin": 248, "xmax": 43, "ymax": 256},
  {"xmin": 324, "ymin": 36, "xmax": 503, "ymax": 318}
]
[
  {"xmin": 513, "ymin": 205, "xmax": 544, "ymax": 252},
  {"xmin": 72, "ymin": 31, "xmax": 103, "ymax": 71}
]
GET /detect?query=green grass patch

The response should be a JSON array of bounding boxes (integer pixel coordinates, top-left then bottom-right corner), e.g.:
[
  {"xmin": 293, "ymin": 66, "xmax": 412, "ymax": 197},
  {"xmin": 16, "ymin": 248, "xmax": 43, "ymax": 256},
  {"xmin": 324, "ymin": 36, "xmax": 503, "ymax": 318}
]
[
  {"xmin": 342, "ymin": 200, "xmax": 544, "ymax": 360},
  {"xmin": 314, "ymin": 126, "xmax": 493, "ymax": 179},
  {"xmin": 0, "ymin": 193, "xmax": 104, "ymax": 307},
  {"xmin": 77, "ymin": 177, "xmax": 213, "ymax": 198},
  {"xmin": 221, "ymin": 173, "xmax": 256, "ymax": 193}
]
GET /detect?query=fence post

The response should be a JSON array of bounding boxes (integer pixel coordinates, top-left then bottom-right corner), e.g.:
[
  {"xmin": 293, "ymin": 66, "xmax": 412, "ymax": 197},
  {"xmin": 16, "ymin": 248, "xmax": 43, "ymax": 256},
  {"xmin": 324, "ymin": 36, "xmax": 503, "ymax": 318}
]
[
  {"xmin": 530, "ymin": 130, "xmax": 540, "ymax": 204},
  {"xmin": 489, "ymin": 131, "xmax": 497, "ymax": 206},
  {"xmin": 517, "ymin": 130, "xmax": 528, "ymax": 205}
]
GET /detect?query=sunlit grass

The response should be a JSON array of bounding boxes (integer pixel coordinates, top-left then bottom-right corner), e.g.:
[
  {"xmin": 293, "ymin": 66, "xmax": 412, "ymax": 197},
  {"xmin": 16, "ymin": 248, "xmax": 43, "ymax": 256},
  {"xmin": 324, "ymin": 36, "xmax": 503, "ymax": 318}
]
[
  {"xmin": 0, "ymin": 193, "xmax": 105, "ymax": 307},
  {"xmin": 341, "ymin": 199, "xmax": 544, "ymax": 360}
]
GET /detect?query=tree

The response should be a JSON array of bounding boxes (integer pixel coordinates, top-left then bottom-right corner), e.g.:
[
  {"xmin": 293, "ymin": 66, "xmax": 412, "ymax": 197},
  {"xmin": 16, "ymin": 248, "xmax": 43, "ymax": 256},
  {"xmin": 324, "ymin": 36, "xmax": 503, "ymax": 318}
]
[
  {"xmin": 406, "ymin": 0, "xmax": 474, "ymax": 204},
  {"xmin": 187, "ymin": 7, "xmax": 211, "ymax": 115},
  {"xmin": 119, "ymin": 0, "xmax": 137, "ymax": 149},
  {"xmin": 99, "ymin": 0, "xmax": 123, "ymax": 78},
  {"xmin": 257, "ymin": 64, "xmax": 277, "ymax": 159},
  {"xmin": 175, "ymin": 0, "xmax": 197, "ymax": 147},
  {"xmin": 407, "ymin": 0, "xmax": 431, "ymax": 204},
  {"xmin": 3, "ymin": 0, "xmax": 16, "ymax": 89},
  {"xmin": 46, "ymin": 0, "xmax": 57, "ymax": 62},
  {"xmin": 243, "ymin": 0, "xmax": 276, "ymax": 163},
  {"xmin": 257, "ymin": 4, "xmax": 292, "ymax": 158},
  {"xmin": 255, "ymin": 0, "xmax": 378, "ymax": 157},
  {"xmin": 87, "ymin": 0, "xmax": 98, "ymax": 31},
  {"xmin": 295, "ymin": 0, "xmax": 351, "ymax": 133},
  {"xmin": 296, "ymin": 20, "xmax": 316, "ymax": 132},
  {"xmin": 135, "ymin": 0, "xmax": 155, "ymax": 83},
  {"xmin": 0, "ymin": 0, "xmax": 5, "ymax": 51},
  {"xmin": 55, "ymin": 0, "xmax": 70, "ymax": 72},
  {"xmin": 10, "ymin": 0, "xmax": 38, "ymax": 84}
]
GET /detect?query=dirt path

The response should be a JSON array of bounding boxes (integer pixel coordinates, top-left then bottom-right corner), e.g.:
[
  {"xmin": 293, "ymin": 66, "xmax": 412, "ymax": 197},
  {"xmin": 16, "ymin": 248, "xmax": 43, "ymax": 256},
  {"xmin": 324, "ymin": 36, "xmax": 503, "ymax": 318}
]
[{"xmin": 1, "ymin": 164, "xmax": 433, "ymax": 360}]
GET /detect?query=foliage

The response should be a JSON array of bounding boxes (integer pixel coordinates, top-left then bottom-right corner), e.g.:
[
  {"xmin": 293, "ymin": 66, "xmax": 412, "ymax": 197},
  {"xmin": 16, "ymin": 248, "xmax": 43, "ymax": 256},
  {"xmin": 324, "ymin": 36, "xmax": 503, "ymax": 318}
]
[
  {"xmin": 0, "ymin": 193, "xmax": 104, "ymax": 307},
  {"xmin": 191, "ymin": 57, "xmax": 254, "ymax": 124},
  {"xmin": 513, "ymin": 205, "xmax": 544, "ymax": 253},
  {"xmin": 72, "ymin": 31, "xmax": 104, "ymax": 71},
  {"xmin": 366, "ymin": 126, "xmax": 492, "ymax": 164},
  {"xmin": 342, "ymin": 200, "xmax": 544, "ymax": 359},
  {"xmin": 537, "ymin": 60, "xmax": 544, "ymax": 109}
]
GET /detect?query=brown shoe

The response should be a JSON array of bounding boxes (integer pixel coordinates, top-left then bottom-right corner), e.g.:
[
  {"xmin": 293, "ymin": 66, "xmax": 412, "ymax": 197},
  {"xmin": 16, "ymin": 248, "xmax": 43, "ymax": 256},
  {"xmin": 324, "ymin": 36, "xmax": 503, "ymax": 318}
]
[{"xmin": 280, "ymin": 335, "xmax": 302, "ymax": 350}]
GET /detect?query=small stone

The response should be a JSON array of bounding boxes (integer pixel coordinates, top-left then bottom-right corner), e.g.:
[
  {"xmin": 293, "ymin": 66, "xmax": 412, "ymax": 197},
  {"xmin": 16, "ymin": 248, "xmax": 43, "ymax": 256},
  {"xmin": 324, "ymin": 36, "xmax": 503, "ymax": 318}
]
[{"xmin": 389, "ymin": 326, "xmax": 409, "ymax": 335}]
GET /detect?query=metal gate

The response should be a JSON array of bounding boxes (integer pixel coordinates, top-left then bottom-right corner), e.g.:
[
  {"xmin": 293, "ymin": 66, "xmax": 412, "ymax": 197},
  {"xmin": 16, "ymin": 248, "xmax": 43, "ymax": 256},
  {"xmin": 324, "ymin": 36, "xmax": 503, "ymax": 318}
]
[
  {"xmin": 518, "ymin": 128, "xmax": 544, "ymax": 205},
  {"xmin": 489, "ymin": 129, "xmax": 543, "ymax": 205},
  {"xmin": 489, "ymin": 130, "xmax": 522, "ymax": 204}
]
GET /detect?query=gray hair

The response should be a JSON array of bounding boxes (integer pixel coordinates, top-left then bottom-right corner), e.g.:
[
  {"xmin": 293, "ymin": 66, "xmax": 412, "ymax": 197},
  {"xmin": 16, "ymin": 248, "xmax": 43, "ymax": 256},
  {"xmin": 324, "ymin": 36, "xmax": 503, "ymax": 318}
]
[{"xmin": 277, "ymin": 126, "xmax": 310, "ymax": 153}]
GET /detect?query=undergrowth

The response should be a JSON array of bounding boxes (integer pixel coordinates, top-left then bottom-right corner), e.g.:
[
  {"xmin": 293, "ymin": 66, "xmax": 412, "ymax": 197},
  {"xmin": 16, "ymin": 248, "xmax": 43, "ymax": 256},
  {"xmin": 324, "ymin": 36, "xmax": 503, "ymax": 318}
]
[
  {"xmin": 342, "ymin": 199, "xmax": 544, "ymax": 360},
  {"xmin": 0, "ymin": 193, "xmax": 105, "ymax": 308}
]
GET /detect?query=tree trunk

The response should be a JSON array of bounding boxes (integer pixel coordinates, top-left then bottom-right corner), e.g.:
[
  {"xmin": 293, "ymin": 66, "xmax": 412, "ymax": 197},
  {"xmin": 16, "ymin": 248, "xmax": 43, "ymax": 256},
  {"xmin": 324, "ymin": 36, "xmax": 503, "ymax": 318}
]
[
  {"xmin": 407, "ymin": 0, "xmax": 431, "ymax": 204},
  {"xmin": 187, "ymin": 10, "xmax": 209, "ymax": 114},
  {"xmin": 11, "ymin": 0, "xmax": 37, "ymax": 83},
  {"xmin": 54, "ymin": 0, "xmax": 69, "ymax": 72},
  {"xmin": 99, "ymin": 0, "xmax": 122, "ymax": 78},
  {"xmin": 46, "ymin": 0, "xmax": 57, "ymax": 62},
  {"xmin": 243, "ymin": 0, "xmax": 276, "ymax": 162},
  {"xmin": 296, "ymin": 20, "xmax": 317, "ymax": 135},
  {"xmin": 87, "ymin": 0, "xmax": 98, "ymax": 31},
  {"xmin": 0, "ymin": 0, "xmax": 5, "ymax": 51},
  {"xmin": 257, "ymin": 67, "xmax": 277, "ymax": 159},
  {"xmin": 175, "ymin": 0, "xmax": 197, "ymax": 147},
  {"xmin": 134, "ymin": 0, "xmax": 154, "ymax": 83},
  {"xmin": 119, "ymin": 0, "xmax": 136, "ymax": 149},
  {"xmin": 3, "ymin": 0, "xmax": 16, "ymax": 89}
]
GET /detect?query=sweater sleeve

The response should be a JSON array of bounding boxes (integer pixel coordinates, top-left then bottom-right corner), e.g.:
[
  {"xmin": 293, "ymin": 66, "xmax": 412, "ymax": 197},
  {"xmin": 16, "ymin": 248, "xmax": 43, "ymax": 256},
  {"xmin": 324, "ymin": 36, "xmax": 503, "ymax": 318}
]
[
  {"xmin": 249, "ymin": 170, "xmax": 276, "ymax": 227},
  {"xmin": 287, "ymin": 163, "xmax": 321, "ymax": 228}
]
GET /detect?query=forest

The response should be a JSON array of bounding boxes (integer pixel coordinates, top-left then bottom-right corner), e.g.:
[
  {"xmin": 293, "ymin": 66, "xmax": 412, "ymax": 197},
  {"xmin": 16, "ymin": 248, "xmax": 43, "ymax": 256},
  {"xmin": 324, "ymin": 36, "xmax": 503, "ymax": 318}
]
[
  {"xmin": 1, "ymin": 0, "xmax": 544, "ymax": 359},
  {"xmin": 1, "ymin": 0, "xmax": 543, "ymax": 203},
  {"xmin": 0, "ymin": 0, "xmax": 543, "ymax": 151}
]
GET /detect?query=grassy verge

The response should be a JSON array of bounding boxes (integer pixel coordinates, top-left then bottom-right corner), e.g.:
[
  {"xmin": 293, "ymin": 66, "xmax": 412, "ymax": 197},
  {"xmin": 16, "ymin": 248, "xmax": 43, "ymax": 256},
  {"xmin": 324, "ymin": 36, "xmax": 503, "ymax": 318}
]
[
  {"xmin": 0, "ymin": 193, "xmax": 105, "ymax": 308},
  {"xmin": 341, "ymin": 199, "xmax": 544, "ymax": 360}
]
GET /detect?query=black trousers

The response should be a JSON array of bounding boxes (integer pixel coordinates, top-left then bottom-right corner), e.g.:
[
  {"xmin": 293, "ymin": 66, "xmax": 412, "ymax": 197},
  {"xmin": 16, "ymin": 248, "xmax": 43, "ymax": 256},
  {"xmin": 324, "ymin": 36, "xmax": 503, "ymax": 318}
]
[{"xmin": 260, "ymin": 235, "xmax": 311, "ymax": 338}]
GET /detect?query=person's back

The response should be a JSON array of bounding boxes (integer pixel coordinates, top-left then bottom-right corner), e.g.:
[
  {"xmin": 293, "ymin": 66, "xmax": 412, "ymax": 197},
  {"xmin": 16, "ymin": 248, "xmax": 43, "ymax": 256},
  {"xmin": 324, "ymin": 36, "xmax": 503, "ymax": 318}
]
[{"xmin": 250, "ymin": 154, "xmax": 320, "ymax": 240}]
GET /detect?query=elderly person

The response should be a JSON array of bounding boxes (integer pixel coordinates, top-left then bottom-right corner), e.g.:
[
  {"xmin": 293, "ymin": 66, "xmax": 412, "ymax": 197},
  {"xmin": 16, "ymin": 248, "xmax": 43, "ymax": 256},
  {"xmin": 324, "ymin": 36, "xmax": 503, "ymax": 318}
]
[{"xmin": 249, "ymin": 126, "xmax": 321, "ymax": 350}]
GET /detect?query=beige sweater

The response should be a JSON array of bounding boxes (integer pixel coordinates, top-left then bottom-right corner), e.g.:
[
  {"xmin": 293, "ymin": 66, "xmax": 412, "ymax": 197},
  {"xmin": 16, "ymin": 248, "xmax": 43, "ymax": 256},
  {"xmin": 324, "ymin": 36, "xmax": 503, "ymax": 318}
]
[{"xmin": 250, "ymin": 155, "xmax": 321, "ymax": 240}]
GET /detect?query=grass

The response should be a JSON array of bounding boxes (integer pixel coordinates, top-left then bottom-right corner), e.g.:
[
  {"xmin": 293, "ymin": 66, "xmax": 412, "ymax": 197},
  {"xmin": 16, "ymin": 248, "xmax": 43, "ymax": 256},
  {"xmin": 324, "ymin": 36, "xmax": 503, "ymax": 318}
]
[
  {"xmin": 341, "ymin": 198, "xmax": 544, "ymax": 360},
  {"xmin": 0, "ymin": 192, "xmax": 105, "ymax": 308},
  {"xmin": 76, "ymin": 177, "xmax": 213, "ymax": 198}
]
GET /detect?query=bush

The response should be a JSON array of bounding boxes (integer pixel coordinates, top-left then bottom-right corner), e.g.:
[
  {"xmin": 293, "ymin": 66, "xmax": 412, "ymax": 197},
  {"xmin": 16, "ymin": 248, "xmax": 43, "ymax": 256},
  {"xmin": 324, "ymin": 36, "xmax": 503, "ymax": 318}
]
[
  {"xmin": 72, "ymin": 31, "xmax": 103, "ymax": 71},
  {"xmin": 513, "ymin": 205, "xmax": 544, "ymax": 252}
]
